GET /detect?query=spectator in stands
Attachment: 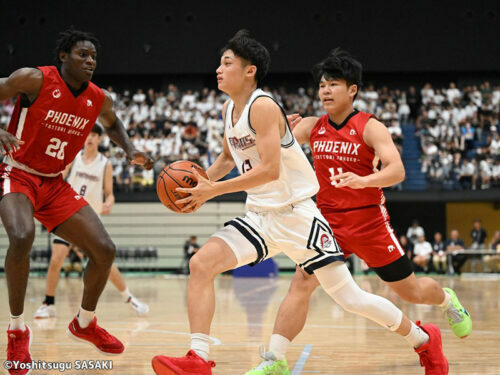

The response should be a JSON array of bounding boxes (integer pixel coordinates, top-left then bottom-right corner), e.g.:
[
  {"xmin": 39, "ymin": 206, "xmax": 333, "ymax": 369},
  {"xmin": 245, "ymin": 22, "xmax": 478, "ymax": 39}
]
[
  {"xmin": 183, "ymin": 236, "xmax": 200, "ymax": 274},
  {"xmin": 412, "ymin": 235, "xmax": 433, "ymax": 272},
  {"xmin": 399, "ymin": 235, "xmax": 413, "ymax": 259},
  {"xmin": 471, "ymin": 219, "xmax": 487, "ymax": 249},
  {"xmin": 1, "ymin": 81, "xmax": 498, "ymax": 192},
  {"xmin": 484, "ymin": 230, "xmax": 500, "ymax": 272},
  {"xmin": 432, "ymin": 232, "xmax": 447, "ymax": 274},
  {"xmin": 406, "ymin": 220, "xmax": 425, "ymax": 246},
  {"xmin": 446, "ymin": 229, "xmax": 467, "ymax": 275},
  {"xmin": 470, "ymin": 219, "xmax": 487, "ymax": 272}
]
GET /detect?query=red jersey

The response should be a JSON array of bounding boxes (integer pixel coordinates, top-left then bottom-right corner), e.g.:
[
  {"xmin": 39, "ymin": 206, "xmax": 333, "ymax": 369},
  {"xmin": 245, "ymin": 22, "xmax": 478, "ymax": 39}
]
[
  {"xmin": 6, "ymin": 66, "xmax": 105, "ymax": 175},
  {"xmin": 310, "ymin": 110, "xmax": 385, "ymax": 211}
]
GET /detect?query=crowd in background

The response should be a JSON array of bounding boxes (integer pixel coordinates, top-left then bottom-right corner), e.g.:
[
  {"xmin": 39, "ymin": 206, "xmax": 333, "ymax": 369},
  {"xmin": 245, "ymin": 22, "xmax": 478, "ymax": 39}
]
[
  {"xmin": 399, "ymin": 219, "xmax": 500, "ymax": 275},
  {"xmin": 1, "ymin": 81, "xmax": 499, "ymax": 191},
  {"xmin": 417, "ymin": 82, "xmax": 500, "ymax": 189}
]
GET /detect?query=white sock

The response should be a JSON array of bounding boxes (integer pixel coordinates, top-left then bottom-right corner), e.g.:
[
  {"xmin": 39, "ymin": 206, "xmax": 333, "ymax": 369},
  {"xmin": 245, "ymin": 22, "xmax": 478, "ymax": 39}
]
[
  {"xmin": 190, "ymin": 333, "xmax": 210, "ymax": 361},
  {"xmin": 439, "ymin": 290, "xmax": 452, "ymax": 310},
  {"xmin": 9, "ymin": 313, "xmax": 26, "ymax": 331},
  {"xmin": 404, "ymin": 322, "xmax": 429, "ymax": 348},
  {"xmin": 120, "ymin": 287, "xmax": 133, "ymax": 302},
  {"xmin": 77, "ymin": 307, "xmax": 95, "ymax": 329},
  {"xmin": 269, "ymin": 334, "xmax": 290, "ymax": 360}
]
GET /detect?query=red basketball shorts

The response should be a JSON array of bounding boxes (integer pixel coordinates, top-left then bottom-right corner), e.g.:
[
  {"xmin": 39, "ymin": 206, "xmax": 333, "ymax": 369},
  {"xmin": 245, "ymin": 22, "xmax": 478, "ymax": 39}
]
[
  {"xmin": 0, "ymin": 164, "xmax": 88, "ymax": 232},
  {"xmin": 321, "ymin": 204, "xmax": 405, "ymax": 268}
]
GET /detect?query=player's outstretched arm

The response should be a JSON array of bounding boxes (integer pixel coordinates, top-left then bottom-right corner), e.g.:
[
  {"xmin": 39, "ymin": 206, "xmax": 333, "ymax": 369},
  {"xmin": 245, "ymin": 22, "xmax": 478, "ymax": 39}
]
[
  {"xmin": 98, "ymin": 90, "xmax": 153, "ymax": 169},
  {"xmin": 0, "ymin": 68, "xmax": 42, "ymax": 101},
  {"xmin": 291, "ymin": 116, "xmax": 318, "ymax": 145}
]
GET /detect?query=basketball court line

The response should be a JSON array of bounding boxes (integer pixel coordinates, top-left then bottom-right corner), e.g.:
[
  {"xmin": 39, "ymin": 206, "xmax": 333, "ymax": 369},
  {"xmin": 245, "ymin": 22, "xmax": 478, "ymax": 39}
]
[
  {"xmin": 9, "ymin": 321, "xmax": 500, "ymax": 336},
  {"xmin": 291, "ymin": 344, "xmax": 313, "ymax": 375}
]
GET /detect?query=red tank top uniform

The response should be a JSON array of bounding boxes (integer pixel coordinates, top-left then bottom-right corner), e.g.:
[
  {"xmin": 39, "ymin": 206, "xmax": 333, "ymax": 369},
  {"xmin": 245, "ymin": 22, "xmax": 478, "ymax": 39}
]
[
  {"xmin": 309, "ymin": 110, "xmax": 406, "ymax": 268},
  {"xmin": 0, "ymin": 66, "xmax": 105, "ymax": 231}
]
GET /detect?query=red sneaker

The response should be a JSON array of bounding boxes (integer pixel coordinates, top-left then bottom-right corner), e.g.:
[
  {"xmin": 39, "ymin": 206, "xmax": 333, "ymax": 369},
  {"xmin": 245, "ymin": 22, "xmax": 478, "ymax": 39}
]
[
  {"xmin": 152, "ymin": 350, "xmax": 216, "ymax": 375},
  {"xmin": 67, "ymin": 316, "xmax": 124, "ymax": 355},
  {"xmin": 6, "ymin": 325, "xmax": 33, "ymax": 375},
  {"xmin": 414, "ymin": 321, "xmax": 449, "ymax": 375}
]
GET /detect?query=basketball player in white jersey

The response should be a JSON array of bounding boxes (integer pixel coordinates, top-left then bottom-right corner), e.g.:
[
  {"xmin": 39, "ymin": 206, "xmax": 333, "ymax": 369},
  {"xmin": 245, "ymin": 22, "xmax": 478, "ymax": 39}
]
[
  {"xmin": 151, "ymin": 31, "xmax": 447, "ymax": 375},
  {"xmin": 34, "ymin": 124, "xmax": 149, "ymax": 318}
]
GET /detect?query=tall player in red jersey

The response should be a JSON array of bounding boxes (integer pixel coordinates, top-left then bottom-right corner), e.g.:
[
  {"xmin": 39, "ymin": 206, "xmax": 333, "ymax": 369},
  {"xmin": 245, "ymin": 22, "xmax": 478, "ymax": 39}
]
[
  {"xmin": 0, "ymin": 29, "xmax": 152, "ymax": 374},
  {"xmin": 248, "ymin": 49, "xmax": 469, "ymax": 375}
]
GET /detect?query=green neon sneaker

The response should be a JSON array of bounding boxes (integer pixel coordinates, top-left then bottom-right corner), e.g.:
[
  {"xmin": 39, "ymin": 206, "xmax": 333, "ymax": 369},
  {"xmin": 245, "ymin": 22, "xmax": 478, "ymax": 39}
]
[
  {"xmin": 443, "ymin": 287, "xmax": 472, "ymax": 338},
  {"xmin": 245, "ymin": 346, "xmax": 290, "ymax": 375}
]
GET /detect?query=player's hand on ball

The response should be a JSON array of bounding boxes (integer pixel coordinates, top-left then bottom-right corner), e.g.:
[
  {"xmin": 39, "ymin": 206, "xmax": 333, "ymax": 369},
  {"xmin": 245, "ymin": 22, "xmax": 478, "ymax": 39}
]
[
  {"xmin": 129, "ymin": 150, "xmax": 154, "ymax": 170},
  {"xmin": 331, "ymin": 172, "xmax": 367, "ymax": 189},
  {"xmin": 287, "ymin": 113, "xmax": 302, "ymax": 131},
  {"xmin": 176, "ymin": 168, "xmax": 215, "ymax": 213}
]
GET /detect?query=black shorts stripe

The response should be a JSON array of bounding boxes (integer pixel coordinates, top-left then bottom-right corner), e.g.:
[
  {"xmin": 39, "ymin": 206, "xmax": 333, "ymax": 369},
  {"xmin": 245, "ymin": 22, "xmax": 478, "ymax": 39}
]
[
  {"xmin": 373, "ymin": 254, "xmax": 414, "ymax": 282},
  {"xmin": 298, "ymin": 253, "xmax": 324, "ymax": 268},
  {"xmin": 224, "ymin": 220, "xmax": 265, "ymax": 266},
  {"xmin": 303, "ymin": 255, "xmax": 345, "ymax": 274},
  {"xmin": 53, "ymin": 238, "xmax": 70, "ymax": 247},
  {"xmin": 234, "ymin": 217, "xmax": 269, "ymax": 259}
]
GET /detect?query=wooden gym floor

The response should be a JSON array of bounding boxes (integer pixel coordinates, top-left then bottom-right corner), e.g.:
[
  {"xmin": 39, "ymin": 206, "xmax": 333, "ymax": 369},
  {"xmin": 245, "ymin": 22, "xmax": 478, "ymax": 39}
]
[{"xmin": 0, "ymin": 274, "xmax": 499, "ymax": 374}]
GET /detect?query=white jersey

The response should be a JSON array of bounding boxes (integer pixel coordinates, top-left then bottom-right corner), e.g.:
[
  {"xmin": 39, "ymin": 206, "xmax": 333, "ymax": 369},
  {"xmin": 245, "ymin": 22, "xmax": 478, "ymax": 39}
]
[
  {"xmin": 67, "ymin": 151, "xmax": 108, "ymax": 214},
  {"xmin": 224, "ymin": 89, "xmax": 319, "ymax": 210}
]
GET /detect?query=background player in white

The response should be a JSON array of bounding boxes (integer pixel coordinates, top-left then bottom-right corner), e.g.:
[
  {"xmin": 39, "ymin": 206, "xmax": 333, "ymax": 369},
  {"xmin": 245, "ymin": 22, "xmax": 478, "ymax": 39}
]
[
  {"xmin": 151, "ymin": 30, "xmax": 447, "ymax": 375},
  {"xmin": 34, "ymin": 124, "xmax": 149, "ymax": 318}
]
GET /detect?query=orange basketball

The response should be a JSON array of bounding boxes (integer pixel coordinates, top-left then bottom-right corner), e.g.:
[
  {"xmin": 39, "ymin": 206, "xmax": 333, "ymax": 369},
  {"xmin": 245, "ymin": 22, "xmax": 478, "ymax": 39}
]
[{"xmin": 156, "ymin": 160, "xmax": 209, "ymax": 213}]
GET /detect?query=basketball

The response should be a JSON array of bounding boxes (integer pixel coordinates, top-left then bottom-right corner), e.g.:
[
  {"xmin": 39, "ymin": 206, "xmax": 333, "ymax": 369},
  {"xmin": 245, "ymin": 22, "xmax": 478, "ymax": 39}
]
[{"xmin": 156, "ymin": 160, "xmax": 209, "ymax": 213}]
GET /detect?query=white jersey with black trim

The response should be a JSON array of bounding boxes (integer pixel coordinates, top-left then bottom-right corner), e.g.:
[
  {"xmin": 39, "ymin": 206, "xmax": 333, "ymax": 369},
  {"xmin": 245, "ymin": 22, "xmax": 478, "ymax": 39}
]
[
  {"xmin": 224, "ymin": 89, "xmax": 319, "ymax": 210},
  {"xmin": 67, "ymin": 151, "xmax": 108, "ymax": 214}
]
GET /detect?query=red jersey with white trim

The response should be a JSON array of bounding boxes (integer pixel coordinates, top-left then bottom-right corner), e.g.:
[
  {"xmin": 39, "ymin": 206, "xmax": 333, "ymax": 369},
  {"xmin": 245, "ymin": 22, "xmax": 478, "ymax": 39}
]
[
  {"xmin": 310, "ymin": 110, "xmax": 385, "ymax": 211},
  {"xmin": 6, "ymin": 66, "xmax": 105, "ymax": 175}
]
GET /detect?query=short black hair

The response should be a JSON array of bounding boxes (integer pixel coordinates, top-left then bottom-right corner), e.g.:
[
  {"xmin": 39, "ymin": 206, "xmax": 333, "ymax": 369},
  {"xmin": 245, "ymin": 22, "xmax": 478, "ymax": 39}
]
[
  {"xmin": 312, "ymin": 48, "xmax": 363, "ymax": 99},
  {"xmin": 54, "ymin": 28, "xmax": 100, "ymax": 66},
  {"xmin": 91, "ymin": 123, "xmax": 103, "ymax": 135},
  {"xmin": 220, "ymin": 30, "xmax": 270, "ymax": 84}
]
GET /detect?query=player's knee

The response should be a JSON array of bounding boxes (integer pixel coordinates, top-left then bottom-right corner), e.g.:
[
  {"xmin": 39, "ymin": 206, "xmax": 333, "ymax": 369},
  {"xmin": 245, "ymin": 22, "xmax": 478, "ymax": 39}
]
[
  {"xmin": 189, "ymin": 253, "xmax": 218, "ymax": 279},
  {"xmin": 337, "ymin": 292, "xmax": 368, "ymax": 313},
  {"xmin": 50, "ymin": 252, "xmax": 67, "ymax": 267},
  {"xmin": 95, "ymin": 239, "xmax": 116, "ymax": 264},
  {"xmin": 289, "ymin": 273, "xmax": 319, "ymax": 297},
  {"xmin": 8, "ymin": 227, "xmax": 35, "ymax": 253}
]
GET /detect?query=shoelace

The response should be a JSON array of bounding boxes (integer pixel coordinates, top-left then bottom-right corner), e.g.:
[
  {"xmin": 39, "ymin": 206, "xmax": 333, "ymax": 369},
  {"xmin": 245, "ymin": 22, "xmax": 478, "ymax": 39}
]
[
  {"xmin": 94, "ymin": 325, "xmax": 116, "ymax": 344},
  {"xmin": 186, "ymin": 350, "xmax": 216, "ymax": 367},
  {"xmin": 446, "ymin": 306, "xmax": 464, "ymax": 324},
  {"xmin": 252, "ymin": 345, "xmax": 277, "ymax": 370}
]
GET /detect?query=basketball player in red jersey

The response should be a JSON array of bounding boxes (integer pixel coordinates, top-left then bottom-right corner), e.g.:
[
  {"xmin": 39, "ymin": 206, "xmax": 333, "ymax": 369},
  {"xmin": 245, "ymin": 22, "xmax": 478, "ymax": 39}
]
[
  {"xmin": 0, "ymin": 29, "xmax": 152, "ymax": 374},
  {"xmin": 247, "ymin": 49, "xmax": 469, "ymax": 375}
]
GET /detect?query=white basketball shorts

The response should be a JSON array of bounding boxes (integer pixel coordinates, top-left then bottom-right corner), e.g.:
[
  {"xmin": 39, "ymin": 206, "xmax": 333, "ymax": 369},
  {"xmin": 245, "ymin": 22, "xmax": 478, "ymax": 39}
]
[{"xmin": 212, "ymin": 198, "xmax": 345, "ymax": 274}]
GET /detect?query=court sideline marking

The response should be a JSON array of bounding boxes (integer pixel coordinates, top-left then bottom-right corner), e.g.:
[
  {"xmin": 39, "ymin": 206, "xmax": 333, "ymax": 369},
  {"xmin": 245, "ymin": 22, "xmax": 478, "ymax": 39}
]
[{"xmin": 291, "ymin": 344, "xmax": 313, "ymax": 375}]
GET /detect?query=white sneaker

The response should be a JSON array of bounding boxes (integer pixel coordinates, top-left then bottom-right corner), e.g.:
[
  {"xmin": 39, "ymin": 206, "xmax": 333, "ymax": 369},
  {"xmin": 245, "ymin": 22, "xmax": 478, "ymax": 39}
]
[
  {"xmin": 127, "ymin": 297, "xmax": 149, "ymax": 316},
  {"xmin": 34, "ymin": 304, "xmax": 56, "ymax": 319}
]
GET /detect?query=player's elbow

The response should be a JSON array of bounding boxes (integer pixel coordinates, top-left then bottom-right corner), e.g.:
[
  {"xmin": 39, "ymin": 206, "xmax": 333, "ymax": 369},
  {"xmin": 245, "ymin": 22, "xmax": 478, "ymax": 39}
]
[{"xmin": 397, "ymin": 165, "xmax": 406, "ymax": 183}]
